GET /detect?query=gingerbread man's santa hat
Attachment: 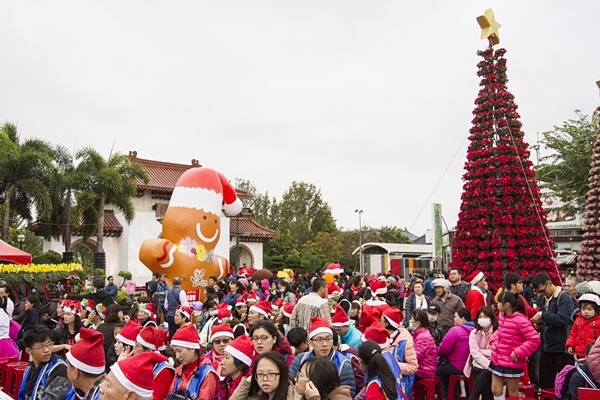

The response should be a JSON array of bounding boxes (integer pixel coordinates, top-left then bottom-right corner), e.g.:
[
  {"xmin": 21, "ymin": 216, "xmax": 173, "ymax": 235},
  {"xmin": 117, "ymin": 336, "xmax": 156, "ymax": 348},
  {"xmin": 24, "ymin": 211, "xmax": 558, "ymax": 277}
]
[{"xmin": 168, "ymin": 167, "xmax": 243, "ymax": 216}]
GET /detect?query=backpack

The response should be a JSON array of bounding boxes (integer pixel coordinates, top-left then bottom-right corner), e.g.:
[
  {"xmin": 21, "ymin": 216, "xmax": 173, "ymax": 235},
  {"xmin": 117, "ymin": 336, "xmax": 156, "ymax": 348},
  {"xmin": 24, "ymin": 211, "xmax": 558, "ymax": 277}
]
[
  {"xmin": 391, "ymin": 339, "xmax": 414, "ymax": 399},
  {"xmin": 382, "ymin": 351, "xmax": 408, "ymax": 400},
  {"xmin": 556, "ymin": 362, "xmax": 598, "ymax": 400}
]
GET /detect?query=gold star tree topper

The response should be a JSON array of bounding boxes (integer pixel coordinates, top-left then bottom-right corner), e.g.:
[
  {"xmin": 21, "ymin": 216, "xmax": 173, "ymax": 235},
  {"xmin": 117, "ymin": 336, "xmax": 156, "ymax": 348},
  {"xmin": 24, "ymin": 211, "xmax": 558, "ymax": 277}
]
[{"xmin": 477, "ymin": 8, "xmax": 501, "ymax": 46}]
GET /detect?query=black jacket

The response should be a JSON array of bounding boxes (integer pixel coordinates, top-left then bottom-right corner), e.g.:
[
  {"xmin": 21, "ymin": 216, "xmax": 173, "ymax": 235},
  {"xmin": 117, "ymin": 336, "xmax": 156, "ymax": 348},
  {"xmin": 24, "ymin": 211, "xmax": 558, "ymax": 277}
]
[
  {"xmin": 67, "ymin": 289, "xmax": 115, "ymax": 306},
  {"xmin": 539, "ymin": 290, "xmax": 577, "ymax": 353}
]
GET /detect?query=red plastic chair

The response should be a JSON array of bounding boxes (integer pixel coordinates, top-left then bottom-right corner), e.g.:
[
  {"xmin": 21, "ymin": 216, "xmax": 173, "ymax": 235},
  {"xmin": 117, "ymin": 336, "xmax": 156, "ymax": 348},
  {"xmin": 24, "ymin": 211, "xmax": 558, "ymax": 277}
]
[
  {"xmin": 0, "ymin": 357, "xmax": 17, "ymax": 387},
  {"xmin": 540, "ymin": 388, "xmax": 555, "ymax": 400},
  {"xmin": 506, "ymin": 383, "xmax": 537, "ymax": 399},
  {"xmin": 411, "ymin": 377, "xmax": 442, "ymax": 400},
  {"xmin": 5, "ymin": 364, "xmax": 27, "ymax": 398},
  {"xmin": 1, "ymin": 362, "xmax": 27, "ymax": 390},
  {"xmin": 447, "ymin": 375, "xmax": 474, "ymax": 400},
  {"xmin": 579, "ymin": 388, "xmax": 600, "ymax": 400}
]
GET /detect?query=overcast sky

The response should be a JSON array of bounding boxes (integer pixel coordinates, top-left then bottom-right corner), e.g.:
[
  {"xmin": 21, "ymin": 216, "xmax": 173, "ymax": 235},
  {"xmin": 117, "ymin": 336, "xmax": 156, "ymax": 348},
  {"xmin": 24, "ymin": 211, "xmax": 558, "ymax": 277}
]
[{"xmin": 1, "ymin": 1, "xmax": 599, "ymax": 236}]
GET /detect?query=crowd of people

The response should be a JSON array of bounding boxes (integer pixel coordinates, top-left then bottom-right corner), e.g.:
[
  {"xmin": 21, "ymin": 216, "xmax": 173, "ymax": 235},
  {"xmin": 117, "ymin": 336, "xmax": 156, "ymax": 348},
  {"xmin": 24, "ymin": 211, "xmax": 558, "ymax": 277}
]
[{"xmin": 2, "ymin": 267, "xmax": 600, "ymax": 400}]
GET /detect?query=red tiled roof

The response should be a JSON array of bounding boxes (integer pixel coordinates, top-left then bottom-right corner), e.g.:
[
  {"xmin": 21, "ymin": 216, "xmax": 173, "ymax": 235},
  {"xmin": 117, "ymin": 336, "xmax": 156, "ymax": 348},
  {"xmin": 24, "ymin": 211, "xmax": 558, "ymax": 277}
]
[
  {"xmin": 129, "ymin": 151, "xmax": 251, "ymax": 200},
  {"xmin": 103, "ymin": 210, "xmax": 123, "ymax": 237},
  {"xmin": 129, "ymin": 151, "xmax": 200, "ymax": 192},
  {"xmin": 230, "ymin": 217, "xmax": 277, "ymax": 242}
]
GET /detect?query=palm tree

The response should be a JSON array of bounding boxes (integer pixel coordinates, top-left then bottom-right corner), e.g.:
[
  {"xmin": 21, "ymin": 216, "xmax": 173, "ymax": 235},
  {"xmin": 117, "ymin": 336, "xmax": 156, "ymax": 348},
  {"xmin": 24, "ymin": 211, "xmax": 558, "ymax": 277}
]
[
  {"xmin": 36, "ymin": 145, "xmax": 78, "ymax": 260},
  {"xmin": 0, "ymin": 122, "xmax": 53, "ymax": 242},
  {"xmin": 73, "ymin": 147, "xmax": 149, "ymax": 266}
]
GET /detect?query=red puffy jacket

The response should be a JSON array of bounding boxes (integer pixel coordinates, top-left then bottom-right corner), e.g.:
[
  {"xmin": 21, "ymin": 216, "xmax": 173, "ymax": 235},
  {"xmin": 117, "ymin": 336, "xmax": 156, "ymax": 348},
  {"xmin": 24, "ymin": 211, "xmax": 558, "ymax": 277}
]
[{"xmin": 565, "ymin": 312, "xmax": 600, "ymax": 358}]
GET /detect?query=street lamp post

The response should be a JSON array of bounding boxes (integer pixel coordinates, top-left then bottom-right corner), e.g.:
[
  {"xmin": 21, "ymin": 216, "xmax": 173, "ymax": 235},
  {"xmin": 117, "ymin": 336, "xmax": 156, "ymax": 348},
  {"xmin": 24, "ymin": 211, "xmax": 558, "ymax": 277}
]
[
  {"xmin": 355, "ymin": 209, "xmax": 363, "ymax": 276},
  {"xmin": 17, "ymin": 234, "xmax": 25, "ymax": 250}
]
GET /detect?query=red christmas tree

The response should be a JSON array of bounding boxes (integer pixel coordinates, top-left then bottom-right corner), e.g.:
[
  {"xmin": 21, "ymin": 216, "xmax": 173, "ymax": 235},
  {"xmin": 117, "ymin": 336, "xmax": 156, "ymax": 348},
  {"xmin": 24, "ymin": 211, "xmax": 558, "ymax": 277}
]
[
  {"xmin": 576, "ymin": 107, "xmax": 600, "ymax": 281},
  {"xmin": 450, "ymin": 46, "xmax": 558, "ymax": 289}
]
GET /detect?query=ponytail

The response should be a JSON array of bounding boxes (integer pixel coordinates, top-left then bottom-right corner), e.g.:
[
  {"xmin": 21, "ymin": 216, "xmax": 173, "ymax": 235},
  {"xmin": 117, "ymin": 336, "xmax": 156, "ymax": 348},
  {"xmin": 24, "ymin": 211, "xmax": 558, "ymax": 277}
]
[{"xmin": 358, "ymin": 341, "xmax": 398, "ymax": 400}]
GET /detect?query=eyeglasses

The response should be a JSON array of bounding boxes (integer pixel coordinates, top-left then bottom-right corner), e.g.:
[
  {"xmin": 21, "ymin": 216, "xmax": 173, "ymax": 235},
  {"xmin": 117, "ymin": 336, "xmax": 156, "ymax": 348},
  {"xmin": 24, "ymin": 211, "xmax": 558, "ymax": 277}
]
[
  {"xmin": 535, "ymin": 283, "xmax": 548, "ymax": 295},
  {"xmin": 310, "ymin": 336, "xmax": 333, "ymax": 344},
  {"xmin": 256, "ymin": 372, "xmax": 280, "ymax": 381},
  {"xmin": 30, "ymin": 342, "xmax": 54, "ymax": 351},
  {"xmin": 252, "ymin": 336, "xmax": 272, "ymax": 343},
  {"xmin": 212, "ymin": 338, "xmax": 231, "ymax": 345}
]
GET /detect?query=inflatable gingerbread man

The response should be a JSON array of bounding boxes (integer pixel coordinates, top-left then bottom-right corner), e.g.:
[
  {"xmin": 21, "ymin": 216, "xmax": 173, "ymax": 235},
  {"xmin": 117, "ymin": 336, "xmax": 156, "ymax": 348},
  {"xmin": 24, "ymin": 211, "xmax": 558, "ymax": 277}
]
[{"xmin": 139, "ymin": 167, "xmax": 242, "ymax": 301}]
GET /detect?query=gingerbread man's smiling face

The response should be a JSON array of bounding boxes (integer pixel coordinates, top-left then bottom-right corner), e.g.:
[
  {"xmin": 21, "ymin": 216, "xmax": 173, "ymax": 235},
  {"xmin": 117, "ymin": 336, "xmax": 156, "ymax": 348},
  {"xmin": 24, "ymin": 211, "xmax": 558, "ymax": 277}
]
[{"xmin": 163, "ymin": 207, "xmax": 221, "ymax": 253}]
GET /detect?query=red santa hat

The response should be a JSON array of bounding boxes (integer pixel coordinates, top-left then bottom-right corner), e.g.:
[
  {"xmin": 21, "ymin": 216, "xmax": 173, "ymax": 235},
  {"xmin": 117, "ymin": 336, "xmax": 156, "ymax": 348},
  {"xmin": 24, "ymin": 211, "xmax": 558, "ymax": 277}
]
[
  {"xmin": 362, "ymin": 321, "xmax": 391, "ymax": 349},
  {"xmin": 271, "ymin": 298, "xmax": 284, "ymax": 311},
  {"xmin": 217, "ymin": 307, "xmax": 232, "ymax": 323},
  {"xmin": 308, "ymin": 317, "xmax": 333, "ymax": 340},
  {"xmin": 466, "ymin": 270, "xmax": 485, "ymax": 285},
  {"xmin": 66, "ymin": 328, "xmax": 105, "ymax": 374},
  {"xmin": 246, "ymin": 291, "xmax": 259, "ymax": 304},
  {"xmin": 324, "ymin": 263, "xmax": 344, "ymax": 276},
  {"xmin": 328, "ymin": 282, "xmax": 342, "ymax": 298},
  {"xmin": 136, "ymin": 326, "xmax": 168, "ymax": 352},
  {"xmin": 235, "ymin": 297, "xmax": 247, "ymax": 308},
  {"xmin": 62, "ymin": 300, "xmax": 81, "ymax": 316},
  {"xmin": 83, "ymin": 299, "xmax": 96, "ymax": 313},
  {"xmin": 116, "ymin": 321, "xmax": 143, "ymax": 347},
  {"xmin": 168, "ymin": 167, "xmax": 243, "ymax": 216},
  {"xmin": 176, "ymin": 305, "xmax": 194, "ymax": 320},
  {"xmin": 110, "ymin": 352, "xmax": 168, "ymax": 398},
  {"xmin": 250, "ymin": 301, "xmax": 272, "ymax": 318},
  {"xmin": 282, "ymin": 303, "xmax": 294, "ymax": 319},
  {"xmin": 210, "ymin": 323, "xmax": 234, "ymax": 343},
  {"xmin": 331, "ymin": 304, "xmax": 350, "ymax": 327},
  {"xmin": 382, "ymin": 307, "xmax": 404, "ymax": 330},
  {"xmin": 369, "ymin": 280, "xmax": 387, "ymax": 296},
  {"xmin": 95, "ymin": 303, "xmax": 106, "ymax": 320},
  {"xmin": 224, "ymin": 335, "xmax": 255, "ymax": 367},
  {"xmin": 137, "ymin": 302, "xmax": 155, "ymax": 320},
  {"xmin": 171, "ymin": 325, "xmax": 201, "ymax": 349}
]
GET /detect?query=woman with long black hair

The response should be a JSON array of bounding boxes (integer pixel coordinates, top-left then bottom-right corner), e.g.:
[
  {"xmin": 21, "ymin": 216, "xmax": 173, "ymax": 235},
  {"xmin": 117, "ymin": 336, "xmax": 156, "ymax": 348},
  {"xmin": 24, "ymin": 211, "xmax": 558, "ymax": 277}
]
[
  {"xmin": 358, "ymin": 340, "xmax": 399, "ymax": 400},
  {"xmin": 52, "ymin": 300, "xmax": 82, "ymax": 354}
]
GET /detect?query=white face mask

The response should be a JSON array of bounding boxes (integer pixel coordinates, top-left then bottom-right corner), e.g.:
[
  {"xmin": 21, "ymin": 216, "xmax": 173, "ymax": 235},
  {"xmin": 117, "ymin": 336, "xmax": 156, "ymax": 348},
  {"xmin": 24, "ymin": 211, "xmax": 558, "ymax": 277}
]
[
  {"xmin": 478, "ymin": 318, "xmax": 492, "ymax": 328},
  {"xmin": 209, "ymin": 310, "xmax": 218, "ymax": 317},
  {"xmin": 428, "ymin": 315, "xmax": 438, "ymax": 323},
  {"xmin": 279, "ymin": 288, "xmax": 285, "ymax": 293}
]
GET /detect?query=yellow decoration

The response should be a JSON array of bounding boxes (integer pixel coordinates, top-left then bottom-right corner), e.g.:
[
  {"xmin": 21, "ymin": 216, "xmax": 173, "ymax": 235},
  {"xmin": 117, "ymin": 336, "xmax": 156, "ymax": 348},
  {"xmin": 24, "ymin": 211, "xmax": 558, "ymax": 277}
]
[
  {"xmin": 0, "ymin": 263, "xmax": 83, "ymax": 274},
  {"xmin": 477, "ymin": 8, "xmax": 501, "ymax": 46}
]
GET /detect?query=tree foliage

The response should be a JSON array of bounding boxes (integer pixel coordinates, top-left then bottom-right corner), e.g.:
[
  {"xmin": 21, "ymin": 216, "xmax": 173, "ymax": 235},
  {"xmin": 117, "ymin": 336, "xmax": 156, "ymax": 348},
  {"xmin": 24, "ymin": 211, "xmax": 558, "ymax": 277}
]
[
  {"xmin": 235, "ymin": 179, "xmax": 274, "ymax": 228},
  {"xmin": 0, "ymin": 122, "xmax": 53, "ymax": 241},
  {"xmin": 73, "ymin": 147, "xmax": 149, "ymax": 254},
  {"xmin": 536, "ymin": 110, "xmax": 599, "ymax": 215},
  {"xmin": 270, "ymin": 181, "xmax": 337, "ymax": 248}
]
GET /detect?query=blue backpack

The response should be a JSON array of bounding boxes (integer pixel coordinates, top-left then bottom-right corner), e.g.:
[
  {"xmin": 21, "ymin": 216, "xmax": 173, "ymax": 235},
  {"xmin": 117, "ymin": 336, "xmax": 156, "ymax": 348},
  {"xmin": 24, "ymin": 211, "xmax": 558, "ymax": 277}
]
[
  {"xmin": 381, "ymin": 351, "xmax": 408, "ymax": 400},
  {"xmin": 391, "ymin": 339, "xmax": 414, "ymax": 399}
]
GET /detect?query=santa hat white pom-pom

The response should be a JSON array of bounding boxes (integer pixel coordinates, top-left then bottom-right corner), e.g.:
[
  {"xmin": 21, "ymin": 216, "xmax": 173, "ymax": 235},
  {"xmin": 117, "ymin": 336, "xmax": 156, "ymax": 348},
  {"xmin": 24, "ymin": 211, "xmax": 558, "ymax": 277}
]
[{"xmin": 224, "ymin": 197, "xmax": 243, "ymax": 216}]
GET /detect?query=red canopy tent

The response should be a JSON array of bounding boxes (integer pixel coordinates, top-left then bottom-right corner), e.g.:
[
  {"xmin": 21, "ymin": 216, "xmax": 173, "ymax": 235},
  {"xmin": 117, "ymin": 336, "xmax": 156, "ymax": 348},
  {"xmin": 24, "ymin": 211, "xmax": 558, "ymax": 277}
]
[{"xmin": 0, "ymin": 240, "xmax": 32, "ymax": 264}]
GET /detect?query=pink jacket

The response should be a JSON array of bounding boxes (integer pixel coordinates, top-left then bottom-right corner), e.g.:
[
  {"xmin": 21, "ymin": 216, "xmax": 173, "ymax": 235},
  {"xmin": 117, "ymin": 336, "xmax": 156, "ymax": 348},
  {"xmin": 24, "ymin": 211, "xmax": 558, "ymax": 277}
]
[
  {"xmin": 490, "ymin": 312, "xmax": 540, "ymax": 369},
  {"xmin": 438, "ymin": 323, "xmax": 474, "ymax": 370},
  {"xmin": 412, "ymin": 327, "xmax": 437, "ymax": 378},
  {"xmin": 588, "ymin": 337, "xmax": 600, "ymax": 383},
  {"xmin": 463, "ymin": 328, "xmax": 494, "ymax": 377},
  {"xmin": 389, "ymin": 327, "xmax": 418, "ymax": 376}
]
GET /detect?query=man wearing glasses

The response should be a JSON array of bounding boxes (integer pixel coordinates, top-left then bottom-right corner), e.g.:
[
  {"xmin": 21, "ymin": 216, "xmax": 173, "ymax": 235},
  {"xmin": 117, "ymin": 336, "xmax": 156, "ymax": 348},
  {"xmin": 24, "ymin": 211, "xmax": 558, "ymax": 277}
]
[
  {"xmin": 288, "ymin": 317, "xmax": 356, "ymax": 398},
  {"xmin": 19, "ymin": 325, "xmax": 76, "ymax": 400},
  {"xmin": 530, "ymin": 273, "xmax": 577, "ymax": 390}
]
